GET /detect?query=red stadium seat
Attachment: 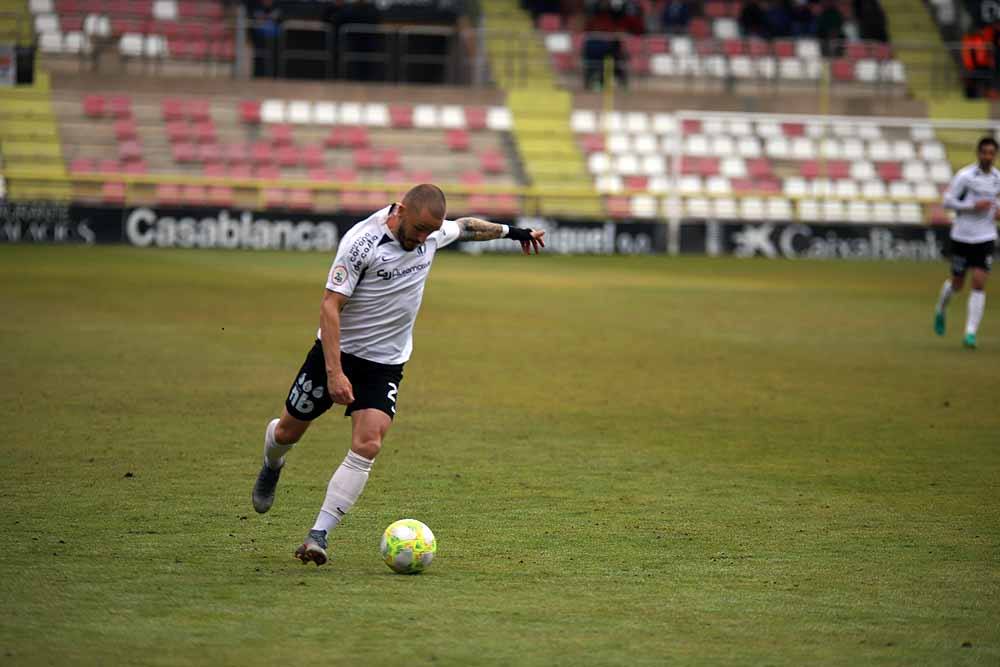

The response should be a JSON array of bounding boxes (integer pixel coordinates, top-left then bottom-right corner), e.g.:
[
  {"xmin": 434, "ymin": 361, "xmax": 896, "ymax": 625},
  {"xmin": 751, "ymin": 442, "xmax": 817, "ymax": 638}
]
[
  {"xmin": 480, "ymin": 150, "xmax": 505, "ymax": 174},
  {"xmin": 781, "ymin": 122, "xmax": 805, "ymax": 137},
  {"xmin": 877, "ymin": 161, "xmax": 903, "ymax": 181},
  {"xmin": 773, "ymin": 40, "xmax": 795, "ymax": 58},
  {"xmin": 82, "ymin": 94, "xmax": 105, "ymax": 118},
  {"xmin": 845, "ymin": 42, "xmax": 868, "ymax": 60},
  {"xmin": 208, "ymin": 186, "xmax": 234, "ymax": 208},
  {"xmin": 389, "ymin": 105, "xmax": 413, "ymax": 129},
  {"xmin": 255, "ymin": 165, "xmax": 280, "ymax": 180},
  {"xmin": 181, "ymin": 184, "xmax": 208, "ymax": 206},
  {"xmin": 101, "ymin": 181, "xmax": 126, "ymax": 204},
  {"xmin": 446, "ymin": 129, "xmax": 470, "ymax": 152},
  {"xmin": 605, "ymin": 196, "xmax": 631, "ymax": 218},
  {"xmin": 155, "ymin": 183, "xmax": 183, "ymax": 205},
  {"xmin": 193, "ymin": 122, "xmax": 216, "ymax": 144},
  {"xmin": 269, "ymin": 124, "xmax": 294, "ymax": 146},
  {"xmin": 118, "ymin": 140, "xmax": 143, "ymax": 162},
  {"xmin": 263, "ymin": 188, "xmax": 288, "ymax": 209},
  {"xmin": 70, "ymin": 157, "xmax": 96, "ymax": 173},
  {"xmin": 624, "ymin": 175, "xmax": 648, "ymax": 191},
  {"xmin": 288, "ymin": 189, "xmax": 315, "ymax": 211},
  {"xmin": 580, "ymin": 134, "xmax": 604, "ymax": 153},
  {"xmin": 107, "ymin": 95, "xmax": 132, "ymax": 118},
  {"xmin": 172, "ymin": 143, "xmax": 197, "ymax": 163},
  {"xmin": 239, "ymin": 100, "xmax": 261, "ymax": 124},
  {"xmin": 460, "ymin": 170, "xmax": 485, "ymax": 185},
  {"xmin": 301, "ymin": 145, "xmax": 325, "ymax": 169},
  {"xmin": 166, "ymin": 121, "xmax": 193, "ymax": 143},
  {"xmin": 747, "ymin": 38, "xmax": 771, "ymax": 57},
  {"xmin": 831, "ymin": 59, "xmax": 855, "ymax": 81},
  {"xmin": 464, "ymin": 107, "xmax": 488, "ymax": 131},
  {"xmin": 681, "ymin": 118, "xmax": 702, "ymax": 135},
  {"xmin": 537, "ymin": 13, "xmax": 562, "ymax": 32},
  {"xmin": 723, "ymin": 40, "xmax": 744, "ymax": 56},
  {"xmin": 162, "ymin": 98, "xmax": 185, "ymax": 122},
  {"xmin": 827, "ymin": 160, "xmax": 850, "ymax": 179},
  {"xmin": 114, "ymin": 118, "xmax": 137, "ymax": 141}
]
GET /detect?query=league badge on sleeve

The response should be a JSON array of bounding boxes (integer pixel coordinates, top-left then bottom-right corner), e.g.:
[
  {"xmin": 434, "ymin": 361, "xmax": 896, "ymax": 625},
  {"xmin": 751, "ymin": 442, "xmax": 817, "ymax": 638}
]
[{"xmin": 331, "ymin": 264, "xmax": 348, "ymax": 286}]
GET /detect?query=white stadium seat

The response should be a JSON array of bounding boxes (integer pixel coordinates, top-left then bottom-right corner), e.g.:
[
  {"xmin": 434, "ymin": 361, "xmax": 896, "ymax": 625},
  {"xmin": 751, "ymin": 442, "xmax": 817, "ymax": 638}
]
[
  {"xmin": 713, "ymin": 18, "xmax": 739, "ymax": 40},
  {"xmin": 728, "ymin": 119, "xmax": 753, "ymax": 136},
  {"xmin": 888, "ymin": 181, "xmax": 914, "ymax": 199},
  {"xmin": 545, "ymin": 32, "xmax": 571, "ymax": 53},
  {"xmin": 704, "ymin": 55, "xmax": 728, "ymax": 77},
  {"xmin": 652, "ymin": 113, "xmax": 677, "ymax": 134},
  {"xmin": 685, "ymin": 134, "xmax": 711, "ymax": 156},
  {"xmin": 855, "ymin": 59, "xmax": 878, "ymax": 83},
  {"xmin": 143, "ymin": 34, "xmax": 167, "ymax": 57},
  {"xmin": 920, "ymin": 142, "xmax": 946, "ymax": 161},
  {"xmin": 34, "ymin": 13, "xmax": 59, "ymax": 34},
  {"xmin": 783, "ymin": 177, "xmax": 808, "ymax": 197},
  {"xmin": 898, "ymin": 202, "xmax": 923, "ymax": 223},
  {"xmin": 820, "ymin": 138, "xmax": 842, "ymax": 159},
  {"xmin": 338, "ymin": 102, "xmax": 362, "ymax": 125},
  {"xmin": 714, "ymin": 198, "xmax": 739, "ymax": 218},
  {"xmin": 706, "ymin": 176, "xmax": 732, "ymax": 195},
  {"xmin": 364, "ymin": 103, "xmax": 389, "ymax": 127},
  {"xmin": 798, "ymin": 199, "xmax": 820, "ymax": 221},
  {"xmin": 730, "ymin": 56, "xmax": 754, "ymax": 78},
  {"xmin": 872, "ymin": 201, "xmax": 897, "ymax": 224},
  {"xmin": 439, "ymin": 105, "xmax": 466, "ymax": 129},
  {"xmin": 929, "ymin": 162, "xmax": 952, "ymax": 183},
  {"xmin": 765, "ymin": 136, "xmax": 790, "ymax": 159},
  {"xmin": 119, "ymin": 33, "xmax": 143, "ymax": 57},
  {"xmin": 287, "ymin": 100, "xmax": 312, "ymax": 124},
  {"xmin": 648, "ymin": 175, "xmax": 673, "ymax": 193},
  {"xmin": 821, "ymin": 199, "xmax": 845, "ymax": 221},
  {"xmin": 711, "ymin": 135, "xmax": 735, "ymax": 155},
  {"xmin": 703, "ymin": 118, "xmax": 726, "ymax": 136},
  {"xmin": 571, "ymin": 110, "xmax": 597, "ymax": 133},
  {"xmin": 631, "ymin": 195, "xmax": 658, "ymax": 218},
  {"xmin": 796, "ymin": 39, "xmax": 821, "ymax": 59},
  {"xmin": 740, "ymin": 198, "xmax": 766, "ymax": 220},
  {"xmin": 756, "ymin": 121, "xmax": 782, "ymax": 138},
  {"xmin": 634, "ymin": 134, "xmax": 658, "ymax": 154},
  {"xmin": 63, "ymin": 31, "xmax": 90, "ymax": 54},
  {"xmin": 791, "ymin": 137, "xmax": 815, "ymax": 160},
  {"xmin": 678, "ymin": 175, "xmax": 703, "ymax": 194},
  {"xmin": 736, "ymin": 136, "xmax": 762, "ymax": 158},
  {"xmin": 685, "ymin": 197, "xmax": 711, "ymax": 217},
  {"xmin": 857, "ymin": 123, "xmax": 881, "ymax": 140},
  {"xmin": 671, "ymin": 36, "xmax": 693, "ymax": 56},
  {"xmin": 39, "ymin": 31, "xmax": 62, "ymax": 53},
  {"xmin": 810, "ymin": 178, "xmax": 834, "ymax": 198},
  {"xmin": 891, "ymin": 140, "xmax": 916, "ymax": 161},
  {"xmin": 720, "ymin": 157, "xmax": 747, "ymax": 178},
  {"xmin": 862, "ymin": 180, "xmax": 887, "ymax": 199},
  {"xmin": 152, "ymin": 0, "xmax": 177, "ymax": 21},
  {"xmin": 596, "ymin": 174, "xmax": 623, "ymax": 193},
  {"xmin": 29, "ymin": 0, "xmax": 53, "ymax": 12},
  {"xmin": 625, "ymin": 112, "xmax": 650, "ymax": 133},
  {"xmin": 767, "ymin": 198, "xmax": 793, "ymax": 220},
  {"xmin": 756, "ymin": 56, "xmax": 777, "ymax": 78},
  {"xmin": 608, "ymin": 133, "xmax": 631, "ymax": 154},
  {"xmin": 412, "ymin": 104, "xmax": 438, "ymax": 128},
  {"xmin": 842, "ymin": 138, "xmax": 866, "ymax": 160},
  {"xmin": 486, "ymin": 107, "xmax": 512, "ymax": 131},
  {"xmin": 902, "ymin": 162, "xmax": 928, "ymax": 182},
  {"xmin": 600, "ymin": 112, "xmax": 625, "ymax": 133},
  {"xmin": 835, "ymin": 179, "xmax": 860, "ymax": 199},
  {"xmin": 847, "ymin": 200, "xmax": 871, "ymax": 223},
  {"xmin": 915, "ymin": 182, "xmax": 939, "ymax": 200},
  {"xmin": 588, "ymin": 152, "xmax": 611, "ymax": 174},
  {"xmin": 641, "ymin": 155, "xmax": 667, "ymax": 175},
  {"xmin": 313, "ymin": 102, "xmax": 337, "ymax": 124},
  {"xmin": 260, "ymin": 99, "xmax": 286, "ymax": 124},
  {"xmin": 849, "ymin": 161, "xmax": 876, "ymax": 181},
  {"xmin": 650, "ymin": 54, "xmax": 676, "ymax": 76},
  {"xmin": 616, "ymin": 154, "xmax": 640, "ymax": 175},
  {"xmin": 867, "ymin": 139, "xmax": 892, "ymax": 161},
  {"xmin": 911, "ymin": 125, "xmax": 935, "ymax": 141}
]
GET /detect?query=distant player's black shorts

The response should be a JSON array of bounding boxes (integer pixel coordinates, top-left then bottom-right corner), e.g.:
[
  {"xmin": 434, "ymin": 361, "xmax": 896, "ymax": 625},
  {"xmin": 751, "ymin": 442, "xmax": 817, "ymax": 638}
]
[
  {"xmin": 285, "ymin": 340, "xmax": 404, "ymax": 421},
  {"xmin": 949, "ymin": 240, "xmax": 995, "ymax": 276}
]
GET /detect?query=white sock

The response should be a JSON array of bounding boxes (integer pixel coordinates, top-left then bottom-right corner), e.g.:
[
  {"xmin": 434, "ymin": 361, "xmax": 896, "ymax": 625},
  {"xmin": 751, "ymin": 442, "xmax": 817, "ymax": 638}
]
[
  {"xmin": 312, "ymin": 450, "xmax": 374, "ymax": 533},
  {"xmin": 263, "ymin": 418, "xmax": 294, "ymax": 470},
  {"xmin": 966, "ymin": 290, "xmax": 985, "ymax": 335},
  {"xmin": 936, "ymin": 279, "xmax": 954, "ymax": 313}
]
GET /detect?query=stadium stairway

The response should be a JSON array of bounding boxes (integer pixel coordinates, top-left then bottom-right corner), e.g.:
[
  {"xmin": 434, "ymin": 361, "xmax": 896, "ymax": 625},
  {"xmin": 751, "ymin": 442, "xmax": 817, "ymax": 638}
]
[
  {"xmin": 0, "ymin": 0, "xmax": 31, "ymax": 45},
  {"xmin": 482, "ymin": 0, "xmax": 601, "ymax": 216},
  {"xmin": 881, "ymin": 0, "xmax": 987, "ymax": 170},
  {"xmin": 0, "ymin": 72, "xmax": 72, "ymax": 202},
  {"xmin": 507, "ymin": 88, "xmax": 601, "ymax": 216}
]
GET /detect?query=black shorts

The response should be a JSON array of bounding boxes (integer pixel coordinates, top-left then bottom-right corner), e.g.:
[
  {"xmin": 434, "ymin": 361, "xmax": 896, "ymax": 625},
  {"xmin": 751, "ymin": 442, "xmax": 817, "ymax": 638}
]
[
  {"xmin": 950, "ymin": 240, "xmax": 995, "ymax": 276},
  {"xmin": 285, "ymin": 340, "xmax": 404, "ymax": 421}
]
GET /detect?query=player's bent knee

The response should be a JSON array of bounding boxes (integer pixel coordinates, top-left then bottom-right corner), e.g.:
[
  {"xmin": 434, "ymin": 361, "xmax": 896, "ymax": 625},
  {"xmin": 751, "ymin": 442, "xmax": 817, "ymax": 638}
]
[
  {"xmin": 275, "ymin": 417, "xmax": 309, "ymax": 445},
  {"xmin": 352, "ymin": 438, "xmax": 382, "ymax": 460}
]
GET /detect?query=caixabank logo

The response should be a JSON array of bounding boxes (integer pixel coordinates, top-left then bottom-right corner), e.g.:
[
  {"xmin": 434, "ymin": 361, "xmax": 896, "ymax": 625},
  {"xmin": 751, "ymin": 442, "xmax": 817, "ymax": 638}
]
[{"xmin": 722, "ymin": 222, "xmax": 946, "ymax": 261}]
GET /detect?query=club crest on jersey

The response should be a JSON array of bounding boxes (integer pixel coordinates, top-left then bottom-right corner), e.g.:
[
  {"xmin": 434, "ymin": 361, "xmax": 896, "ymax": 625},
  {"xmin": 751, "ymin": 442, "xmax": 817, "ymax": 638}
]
[{"xmin": 331, "ymin": 264, "xmax": 348, "ymax": 286}]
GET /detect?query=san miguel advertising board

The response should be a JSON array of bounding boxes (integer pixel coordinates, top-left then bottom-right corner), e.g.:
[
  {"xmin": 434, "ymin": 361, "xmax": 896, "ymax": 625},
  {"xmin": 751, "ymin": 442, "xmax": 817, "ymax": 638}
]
[{"xmin": 0, "ymin": 201, "xmax": 973, "ymax": 261}]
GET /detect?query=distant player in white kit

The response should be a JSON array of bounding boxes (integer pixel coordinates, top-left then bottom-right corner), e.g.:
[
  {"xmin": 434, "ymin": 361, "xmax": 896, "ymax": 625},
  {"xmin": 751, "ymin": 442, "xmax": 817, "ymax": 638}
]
[
  {"xmin": 251, "ymin": 184, "xmax": 545, "ymax": 565},
  {"xmin": 935, "ymin": 137, "xmax": 999, "ymax": 348}
]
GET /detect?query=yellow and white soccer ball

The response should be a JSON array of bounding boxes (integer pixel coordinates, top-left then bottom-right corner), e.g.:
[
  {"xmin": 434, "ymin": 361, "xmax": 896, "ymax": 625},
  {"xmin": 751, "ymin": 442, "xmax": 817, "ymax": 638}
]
[{"xmin": 380, "ymin": 519, "xmax": 437, "ymax": 574}]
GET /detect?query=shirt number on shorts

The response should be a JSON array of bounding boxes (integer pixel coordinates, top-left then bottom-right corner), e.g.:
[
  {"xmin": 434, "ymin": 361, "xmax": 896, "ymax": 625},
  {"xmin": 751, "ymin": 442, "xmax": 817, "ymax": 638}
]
[{"xmin": 387, "ymin": 382, "xmax": 398, "ymax": 414}]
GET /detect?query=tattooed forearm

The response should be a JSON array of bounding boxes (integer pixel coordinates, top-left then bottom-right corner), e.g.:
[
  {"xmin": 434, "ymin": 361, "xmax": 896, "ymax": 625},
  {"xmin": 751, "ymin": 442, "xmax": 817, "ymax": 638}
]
[{"xmin": 455, "ymin": 217, "xmax": 504, "ymax": 242}]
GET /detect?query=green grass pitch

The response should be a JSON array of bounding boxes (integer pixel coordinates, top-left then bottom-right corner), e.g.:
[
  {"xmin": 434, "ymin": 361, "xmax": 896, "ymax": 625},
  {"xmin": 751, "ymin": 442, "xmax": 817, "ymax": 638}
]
[{"xmin": 1, "ymin": 245, "xmax": 997, "ymax": 666}]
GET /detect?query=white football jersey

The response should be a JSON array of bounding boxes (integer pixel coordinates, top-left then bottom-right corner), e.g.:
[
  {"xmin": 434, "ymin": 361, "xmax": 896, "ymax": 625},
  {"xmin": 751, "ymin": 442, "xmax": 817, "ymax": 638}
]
[
  {"xmin": 943, "ymin": 164, "xmax": 1000, "ymax": 243},
  {"xmin": 319, "ymin": 205, "xmax": 460, "ymax": 364}
]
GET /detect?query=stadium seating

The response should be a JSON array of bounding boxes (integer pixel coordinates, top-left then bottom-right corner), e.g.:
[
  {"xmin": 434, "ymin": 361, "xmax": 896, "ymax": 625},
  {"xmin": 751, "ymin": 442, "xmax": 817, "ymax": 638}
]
[
  {"xmin": 30, "ymin": 0, "xmax": 234, "ymax": 71},
  {"xmin": 571, "ymin": 109, "xmax": 953, "ymax": 222},
  {"xmin": 52, "ymin": 89, "xmax": 523, "ymax": 213}
]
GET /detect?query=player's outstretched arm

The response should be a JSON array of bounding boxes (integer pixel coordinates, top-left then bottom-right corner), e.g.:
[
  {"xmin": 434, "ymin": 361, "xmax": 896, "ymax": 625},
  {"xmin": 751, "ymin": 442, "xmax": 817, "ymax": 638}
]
[{"xmin": 454, "ymin": 217, "xmax": 546, "ymax": 255}]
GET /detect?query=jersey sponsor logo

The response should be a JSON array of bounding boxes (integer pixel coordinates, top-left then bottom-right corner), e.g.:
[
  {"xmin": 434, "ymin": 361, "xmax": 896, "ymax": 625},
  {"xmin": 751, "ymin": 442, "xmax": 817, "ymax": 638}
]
[
  {"xmin": 330, "ymin": 264, "xmax": 348, "ymax": 286},
  {"xmin": 375, "ymin": 260, "xmax": 431, "ymax": 281},
  {"xmin": 348, "ymin": 231, "xmax": 379, "ymax": 272}
]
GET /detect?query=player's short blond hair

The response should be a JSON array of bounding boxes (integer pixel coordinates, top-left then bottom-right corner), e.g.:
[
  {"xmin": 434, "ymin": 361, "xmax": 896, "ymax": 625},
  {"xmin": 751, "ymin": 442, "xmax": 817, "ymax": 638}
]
[{"xmin": 403, "ymin": 184, "xmax": 447, "ymax": 220}]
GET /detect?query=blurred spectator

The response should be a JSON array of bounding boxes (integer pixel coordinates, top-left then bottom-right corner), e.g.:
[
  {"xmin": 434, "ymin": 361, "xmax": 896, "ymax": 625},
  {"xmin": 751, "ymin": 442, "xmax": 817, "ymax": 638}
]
[
  {"xmin": 853, "ymin": 0, "xmax": 888, "ymax": 43},
  {"xmin": 816, "ymin": 0, "xmax": 845, "ymax": 56},
  {"xmin": 582, "ymin": 0, "xmax": 642, "ymax": 90},
  {"xmin": 739, "ymin": 0, "xmax": 769, "ymax": 39},
  {"xmin": 789, "ymin": 0, "xmax": 816, "ymax": 37},
  {"xmin": 766, "ymin": 1, "xmax": 793, "ymax": 38},
  {"xmin": 523, "ymin": 0, "xmax": 563, "ymax": 20},
  {"xmin": 248, "ymin": 0, "xmax": 282, "ymax": 77},
  {"xmin": 660, "ymin": 0, "xmax": 691, "ymax": 34}
]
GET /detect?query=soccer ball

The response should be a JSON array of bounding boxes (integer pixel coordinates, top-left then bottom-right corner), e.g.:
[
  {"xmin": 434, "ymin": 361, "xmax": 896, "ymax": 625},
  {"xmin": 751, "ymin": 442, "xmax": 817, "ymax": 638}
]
[{"xmin": 380, "ymin": 519, "xmax": 437, "ymax": 574}]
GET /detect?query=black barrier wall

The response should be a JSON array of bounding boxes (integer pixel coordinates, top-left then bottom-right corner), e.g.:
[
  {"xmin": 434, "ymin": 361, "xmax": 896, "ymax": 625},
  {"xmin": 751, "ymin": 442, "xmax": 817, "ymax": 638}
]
[{"xmin": 2, "ymin": 202, "xmax": 983, "ymax": 262}]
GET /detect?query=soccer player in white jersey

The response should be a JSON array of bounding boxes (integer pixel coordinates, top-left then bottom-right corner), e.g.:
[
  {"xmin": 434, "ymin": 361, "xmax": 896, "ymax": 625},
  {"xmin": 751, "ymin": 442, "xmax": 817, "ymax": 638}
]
[
  {"xmin": 251, "ymin": 184, "xmax": 545, "ymax": 565},
  {"xmin": 935, "ymin": 137, "xmax": 999, "ymax": 349}
]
